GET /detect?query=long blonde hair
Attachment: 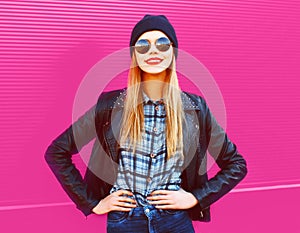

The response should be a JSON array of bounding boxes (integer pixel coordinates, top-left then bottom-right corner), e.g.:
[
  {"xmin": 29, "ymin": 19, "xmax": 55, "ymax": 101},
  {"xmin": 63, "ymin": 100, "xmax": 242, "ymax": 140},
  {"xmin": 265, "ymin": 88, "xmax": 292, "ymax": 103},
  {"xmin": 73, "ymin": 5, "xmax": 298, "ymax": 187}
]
[{"xmin": 119, "ymin": 53, "xmax": 185, "ymax": 160}]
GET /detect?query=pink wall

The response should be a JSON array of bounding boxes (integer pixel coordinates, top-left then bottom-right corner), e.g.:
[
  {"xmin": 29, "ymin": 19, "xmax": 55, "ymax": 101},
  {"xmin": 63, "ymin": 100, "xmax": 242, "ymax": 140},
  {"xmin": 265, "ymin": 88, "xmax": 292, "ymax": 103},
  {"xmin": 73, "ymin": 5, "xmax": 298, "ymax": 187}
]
[{"xmin": 1, "ymin": 1, "xmax": 299, "ymax": 232}]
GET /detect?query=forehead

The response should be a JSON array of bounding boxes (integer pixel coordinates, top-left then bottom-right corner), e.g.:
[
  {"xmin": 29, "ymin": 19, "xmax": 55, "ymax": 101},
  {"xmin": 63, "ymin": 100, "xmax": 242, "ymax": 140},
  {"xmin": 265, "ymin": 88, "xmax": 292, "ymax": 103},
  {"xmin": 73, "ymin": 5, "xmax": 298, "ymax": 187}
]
[{"xmin": 137, "ymin": 30, "xmax": 169, "ymax": 41}]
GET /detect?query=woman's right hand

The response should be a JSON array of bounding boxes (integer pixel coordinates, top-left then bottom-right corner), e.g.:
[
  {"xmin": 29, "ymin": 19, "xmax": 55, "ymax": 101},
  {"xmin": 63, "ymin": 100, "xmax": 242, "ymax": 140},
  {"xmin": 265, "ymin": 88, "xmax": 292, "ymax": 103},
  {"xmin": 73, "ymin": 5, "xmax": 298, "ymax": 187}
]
[{"xmin": 92, "ymin": 190, "xmax": 137, "ymax": 215}]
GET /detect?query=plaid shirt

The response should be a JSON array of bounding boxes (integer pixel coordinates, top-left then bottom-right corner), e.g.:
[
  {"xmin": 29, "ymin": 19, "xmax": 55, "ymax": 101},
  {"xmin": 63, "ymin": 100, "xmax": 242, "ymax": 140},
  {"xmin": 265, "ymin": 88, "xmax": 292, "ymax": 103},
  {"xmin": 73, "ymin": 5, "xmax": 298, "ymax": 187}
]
[{"xmin": 110, "ymin": 92, "xmax": 184, "ymax": 206}]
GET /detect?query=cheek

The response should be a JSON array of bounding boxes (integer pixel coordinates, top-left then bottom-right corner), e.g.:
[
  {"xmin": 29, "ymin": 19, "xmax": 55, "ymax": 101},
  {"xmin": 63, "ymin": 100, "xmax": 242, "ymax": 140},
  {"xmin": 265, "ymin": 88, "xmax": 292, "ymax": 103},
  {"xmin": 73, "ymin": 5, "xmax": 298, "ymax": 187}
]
[
  {"xmin": 162, "ymin": 52, "xmax": 173, "ymax": 66},
  {"xmin": 134, "ymin": 52, "xmax": 146, "ymax": 66}
]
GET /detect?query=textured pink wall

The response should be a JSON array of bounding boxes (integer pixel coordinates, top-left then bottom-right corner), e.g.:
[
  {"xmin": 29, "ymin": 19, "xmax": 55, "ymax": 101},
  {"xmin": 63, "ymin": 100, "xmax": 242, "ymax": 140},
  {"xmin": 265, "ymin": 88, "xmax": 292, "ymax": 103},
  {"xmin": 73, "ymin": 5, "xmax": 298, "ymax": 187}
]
[{"xmin": 1, "ymin": 1, "xmax": 299, "ymax": 232}]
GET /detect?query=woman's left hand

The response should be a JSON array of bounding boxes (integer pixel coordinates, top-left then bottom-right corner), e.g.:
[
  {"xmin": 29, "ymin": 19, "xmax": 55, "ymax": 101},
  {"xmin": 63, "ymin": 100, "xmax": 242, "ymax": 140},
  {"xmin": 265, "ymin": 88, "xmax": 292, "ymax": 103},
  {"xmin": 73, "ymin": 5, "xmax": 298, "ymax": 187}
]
[{"xmin": 146, "ymin": 188, "xmax": 198, "ymax": 209}]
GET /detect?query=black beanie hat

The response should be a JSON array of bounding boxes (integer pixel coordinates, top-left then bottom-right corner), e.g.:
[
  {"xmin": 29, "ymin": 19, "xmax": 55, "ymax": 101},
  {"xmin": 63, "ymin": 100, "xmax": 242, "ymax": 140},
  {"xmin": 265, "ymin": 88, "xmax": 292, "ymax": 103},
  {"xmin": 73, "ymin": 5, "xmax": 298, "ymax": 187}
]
[{"xmin": 130, "ymin": 14, "xmax": 178, "ymax": 58}]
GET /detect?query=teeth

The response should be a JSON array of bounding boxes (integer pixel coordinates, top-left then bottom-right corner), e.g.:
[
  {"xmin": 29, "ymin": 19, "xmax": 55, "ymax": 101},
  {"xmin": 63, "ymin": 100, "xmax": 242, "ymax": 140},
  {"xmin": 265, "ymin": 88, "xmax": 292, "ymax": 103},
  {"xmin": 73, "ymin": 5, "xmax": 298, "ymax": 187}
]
[{"xmin": 147, "ymin": 59, "xmax": 161, "ymax": 62}]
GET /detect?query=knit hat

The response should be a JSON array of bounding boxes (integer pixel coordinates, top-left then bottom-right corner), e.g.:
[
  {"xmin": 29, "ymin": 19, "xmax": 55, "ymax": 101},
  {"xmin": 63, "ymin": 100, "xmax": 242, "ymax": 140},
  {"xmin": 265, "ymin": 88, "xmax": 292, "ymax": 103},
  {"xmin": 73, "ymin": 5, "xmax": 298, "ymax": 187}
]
[{"xmin": 130, "ymin": 14, "xmax": 178, "ymax": 58}]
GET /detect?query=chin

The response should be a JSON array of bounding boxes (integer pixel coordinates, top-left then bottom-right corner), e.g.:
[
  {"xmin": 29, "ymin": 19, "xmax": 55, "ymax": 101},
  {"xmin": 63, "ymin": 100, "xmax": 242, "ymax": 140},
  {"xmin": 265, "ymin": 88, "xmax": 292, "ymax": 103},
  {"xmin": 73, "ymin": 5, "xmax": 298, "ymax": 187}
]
[{"xmin": 140, "ymin": 65, "xmax": 167, "ymax": 74}]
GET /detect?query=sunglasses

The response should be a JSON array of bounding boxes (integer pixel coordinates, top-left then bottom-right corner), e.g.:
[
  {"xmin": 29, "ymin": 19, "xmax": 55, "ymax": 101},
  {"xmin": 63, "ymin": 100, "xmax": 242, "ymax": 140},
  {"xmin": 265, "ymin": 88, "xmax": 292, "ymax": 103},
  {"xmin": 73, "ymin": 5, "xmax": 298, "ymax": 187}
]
[{"xmin": 134, "ymin": 37, "xmax": 172, "ymax": 54}]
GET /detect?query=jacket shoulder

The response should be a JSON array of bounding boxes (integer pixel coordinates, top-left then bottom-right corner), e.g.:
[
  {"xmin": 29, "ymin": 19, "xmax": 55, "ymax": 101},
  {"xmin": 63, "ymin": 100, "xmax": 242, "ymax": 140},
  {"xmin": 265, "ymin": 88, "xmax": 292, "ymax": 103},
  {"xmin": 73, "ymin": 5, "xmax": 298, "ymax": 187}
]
[
  {"xmin": 182, "ymin": 91, "xmax": 209, "ymax": 112},
  {"xmin": 96, "ymin": 88, "xmax": 126, "ymax": 111}
]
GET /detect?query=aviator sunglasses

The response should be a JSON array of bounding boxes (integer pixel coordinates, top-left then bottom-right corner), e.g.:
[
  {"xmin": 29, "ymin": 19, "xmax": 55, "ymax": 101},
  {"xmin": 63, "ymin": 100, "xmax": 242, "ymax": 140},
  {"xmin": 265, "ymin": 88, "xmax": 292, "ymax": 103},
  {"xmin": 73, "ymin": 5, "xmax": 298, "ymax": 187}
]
[{"xmin": 134, "ymin": 37, "xmax": 172, "ymax": 54}]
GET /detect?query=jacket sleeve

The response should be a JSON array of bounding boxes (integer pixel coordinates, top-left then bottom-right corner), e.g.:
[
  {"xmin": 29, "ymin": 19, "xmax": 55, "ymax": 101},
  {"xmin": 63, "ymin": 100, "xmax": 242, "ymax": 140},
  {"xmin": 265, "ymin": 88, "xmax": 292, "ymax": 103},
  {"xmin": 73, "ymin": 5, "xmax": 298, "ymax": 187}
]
[
  {"xmin": 44, "ymin": 104, "xmax": 100, "ymax": 217},
  {"xmin": 190, "ymin": 97, "xmax": 248, "ymax": 210}
]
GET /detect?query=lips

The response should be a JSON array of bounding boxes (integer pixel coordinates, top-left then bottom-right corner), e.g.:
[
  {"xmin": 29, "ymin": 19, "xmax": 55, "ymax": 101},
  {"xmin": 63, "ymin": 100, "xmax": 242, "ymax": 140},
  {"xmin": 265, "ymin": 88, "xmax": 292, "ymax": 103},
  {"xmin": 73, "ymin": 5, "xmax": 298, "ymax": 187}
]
[{"xmin": 145, "ymin": 57, "xmax": 163, "ymax": 65}]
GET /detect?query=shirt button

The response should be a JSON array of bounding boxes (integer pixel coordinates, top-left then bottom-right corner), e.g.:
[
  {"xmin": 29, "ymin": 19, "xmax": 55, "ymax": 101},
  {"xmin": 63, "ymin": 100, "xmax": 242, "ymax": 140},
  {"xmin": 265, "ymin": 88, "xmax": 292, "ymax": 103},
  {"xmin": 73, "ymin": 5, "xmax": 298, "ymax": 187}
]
[
  {"xmin": 150, "ymin": 153, "xmax": 155, "ymax": 158},
  {"xmin": 153, "ymin": 127, "xmax": 157, "ymax": 132},
  {"xmin": 147, "ymin": 177, "xmax": 152, "ymax": 182},
  {"xmin": 145, "ymin": 208, "xmax": 150, "ymax": 213}
]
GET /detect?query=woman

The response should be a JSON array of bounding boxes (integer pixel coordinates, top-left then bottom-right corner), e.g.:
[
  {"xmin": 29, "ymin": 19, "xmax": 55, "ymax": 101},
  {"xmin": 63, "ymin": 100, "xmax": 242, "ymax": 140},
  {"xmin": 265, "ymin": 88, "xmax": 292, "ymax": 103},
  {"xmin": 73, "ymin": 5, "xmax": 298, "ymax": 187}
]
[{"xmin": 45, "ymin": 15, "xmax": 247, "ymax": 233}]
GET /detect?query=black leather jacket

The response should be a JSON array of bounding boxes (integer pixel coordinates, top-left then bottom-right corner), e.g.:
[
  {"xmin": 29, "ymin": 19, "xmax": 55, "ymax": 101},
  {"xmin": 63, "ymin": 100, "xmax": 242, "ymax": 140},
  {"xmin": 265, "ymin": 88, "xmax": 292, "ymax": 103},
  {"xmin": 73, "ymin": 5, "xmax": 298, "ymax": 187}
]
[{"xmin": 45, "ymin": 88, "xmax": 247, "ymax": 222}]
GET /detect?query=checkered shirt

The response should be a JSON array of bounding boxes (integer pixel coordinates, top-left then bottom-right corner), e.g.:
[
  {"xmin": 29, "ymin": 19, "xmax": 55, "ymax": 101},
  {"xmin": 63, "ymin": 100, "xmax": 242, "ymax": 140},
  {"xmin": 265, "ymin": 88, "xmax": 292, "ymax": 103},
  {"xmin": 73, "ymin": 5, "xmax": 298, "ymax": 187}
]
[{"xmin": 110, "ymin": 92, "xmax": 184, "ymax": 206}]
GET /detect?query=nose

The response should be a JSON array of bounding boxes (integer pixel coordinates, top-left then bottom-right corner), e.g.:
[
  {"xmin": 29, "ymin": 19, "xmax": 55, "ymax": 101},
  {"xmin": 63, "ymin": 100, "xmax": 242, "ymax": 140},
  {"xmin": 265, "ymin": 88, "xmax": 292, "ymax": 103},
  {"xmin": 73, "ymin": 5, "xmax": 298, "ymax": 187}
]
[{"xmin": 148, "ymin": 44, "xmax": 159, "ymax": 54}]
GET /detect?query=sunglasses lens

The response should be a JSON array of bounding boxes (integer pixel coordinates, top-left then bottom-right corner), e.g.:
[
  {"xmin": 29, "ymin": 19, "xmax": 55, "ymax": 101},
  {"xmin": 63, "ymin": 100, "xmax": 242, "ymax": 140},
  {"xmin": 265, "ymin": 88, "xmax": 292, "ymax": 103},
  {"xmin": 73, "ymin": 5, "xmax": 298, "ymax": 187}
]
[
  {"xmin": 156, "ymin": 37, "xmax": 171, "ymax": 52},
  {"xmin": 135, "ymin": 39, "xmax": 150, "ymax": 54},
  {"xmin": 135, "ymin": 37, "xmax": 171, "ymax": 54}
]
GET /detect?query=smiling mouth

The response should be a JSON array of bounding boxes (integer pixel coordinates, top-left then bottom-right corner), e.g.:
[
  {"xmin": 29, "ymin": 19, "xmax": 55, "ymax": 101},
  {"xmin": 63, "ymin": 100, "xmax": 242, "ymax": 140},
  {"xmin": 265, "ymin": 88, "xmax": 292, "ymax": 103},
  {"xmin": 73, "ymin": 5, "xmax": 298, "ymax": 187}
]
[{"xmin": 145, "ymin": 58, "xmax": 163, "ymax": 65}]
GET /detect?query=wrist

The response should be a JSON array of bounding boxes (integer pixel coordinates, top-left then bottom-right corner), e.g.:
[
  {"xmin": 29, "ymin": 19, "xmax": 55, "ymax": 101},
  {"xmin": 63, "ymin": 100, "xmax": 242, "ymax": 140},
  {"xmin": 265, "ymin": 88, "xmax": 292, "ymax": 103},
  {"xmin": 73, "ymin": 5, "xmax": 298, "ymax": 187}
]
[
  {"xmin": 92, "ymin": 200, "xmax": 102, "ymax": 214},
  {"xmin": 188, "ymin": 192, "xmax": 198, "ymax": 207}
]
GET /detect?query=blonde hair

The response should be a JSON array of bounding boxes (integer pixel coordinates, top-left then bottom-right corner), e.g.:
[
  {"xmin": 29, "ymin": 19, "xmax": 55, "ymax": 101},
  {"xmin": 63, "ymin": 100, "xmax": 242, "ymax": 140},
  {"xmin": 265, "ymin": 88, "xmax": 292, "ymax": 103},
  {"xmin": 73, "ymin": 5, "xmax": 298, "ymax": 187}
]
[{"xmin": 119, "ymin": 53, "xmax": 185, "ymax": 160}]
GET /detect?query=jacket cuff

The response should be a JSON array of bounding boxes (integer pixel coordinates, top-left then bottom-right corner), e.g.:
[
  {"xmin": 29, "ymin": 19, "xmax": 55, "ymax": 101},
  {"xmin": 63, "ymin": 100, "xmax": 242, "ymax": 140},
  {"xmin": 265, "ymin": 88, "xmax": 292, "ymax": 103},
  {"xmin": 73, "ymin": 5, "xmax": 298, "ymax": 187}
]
[
  {"xmin": 78, "ymin": 200, "xmax": 100, "ymax": 217},
  {"xmin": 190, "ymin": 188, "xmax": 210, "ymax": 211}
]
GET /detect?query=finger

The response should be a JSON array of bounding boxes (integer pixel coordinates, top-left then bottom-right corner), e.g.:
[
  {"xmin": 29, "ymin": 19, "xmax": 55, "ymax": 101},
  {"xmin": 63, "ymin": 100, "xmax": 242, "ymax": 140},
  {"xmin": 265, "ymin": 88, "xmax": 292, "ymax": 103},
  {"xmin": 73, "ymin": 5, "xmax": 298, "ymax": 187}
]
[
  {"xmin": 111, "ymin": 207, "xmax": 133, "ymax": 212},
  {"xmin": 118, "ymin": 197, "xmax": 137, "ymax": 204},
  {"xmin": 150, "ymin": 190, "xmax": 171, "ymax": 196},
  {"xmin": 148, "ymin": 199, "xmax": 172, "ymax": 205},
  {"xmin": 147, "ymin": 195, "xmax": 169, "ymax": 200},
  {"xmin": 115, "ymin": 202, "xmax": 137, "ymax": 208},
  {"xmin": 155, "ymin": 204, "xmax": 175, "ymax": 209},
  {"xmin": 116, "ymin": 190, "xmax": 134, "ymax": 196}
]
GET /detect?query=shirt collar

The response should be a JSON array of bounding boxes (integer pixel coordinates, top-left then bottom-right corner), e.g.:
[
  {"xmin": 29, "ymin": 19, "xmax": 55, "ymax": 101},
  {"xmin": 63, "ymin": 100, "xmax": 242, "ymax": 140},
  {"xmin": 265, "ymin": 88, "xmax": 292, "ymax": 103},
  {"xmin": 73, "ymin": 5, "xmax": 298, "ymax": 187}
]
[{"xmin": 142, "ymin": 91, "xmax": 164, "ymax": 105}]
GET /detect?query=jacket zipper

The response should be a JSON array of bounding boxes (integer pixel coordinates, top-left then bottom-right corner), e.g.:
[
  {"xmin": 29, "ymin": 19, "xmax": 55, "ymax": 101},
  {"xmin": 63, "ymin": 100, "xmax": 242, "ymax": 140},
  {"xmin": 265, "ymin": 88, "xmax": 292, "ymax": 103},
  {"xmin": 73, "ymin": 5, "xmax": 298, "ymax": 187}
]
[{"xmin": 200, "ymin": 210, "xmax": 203, "ymax": 218}]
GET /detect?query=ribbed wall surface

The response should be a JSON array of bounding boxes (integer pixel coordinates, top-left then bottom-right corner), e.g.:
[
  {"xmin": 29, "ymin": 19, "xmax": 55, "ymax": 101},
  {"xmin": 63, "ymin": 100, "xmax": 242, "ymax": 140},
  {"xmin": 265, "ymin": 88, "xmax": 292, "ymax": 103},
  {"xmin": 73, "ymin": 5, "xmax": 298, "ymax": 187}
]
[{"xmin": 0, "ymin": 1, "xmax": 299, "ymax": 232}]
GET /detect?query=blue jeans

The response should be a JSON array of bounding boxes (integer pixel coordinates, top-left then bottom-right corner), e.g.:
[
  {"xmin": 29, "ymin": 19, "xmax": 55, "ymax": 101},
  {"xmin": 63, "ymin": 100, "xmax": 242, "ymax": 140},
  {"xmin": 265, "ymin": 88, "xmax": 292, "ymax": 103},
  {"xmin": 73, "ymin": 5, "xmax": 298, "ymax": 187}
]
[{"xmin": 107, "ymin": 205, "xmax": 195, "ymax": 233}]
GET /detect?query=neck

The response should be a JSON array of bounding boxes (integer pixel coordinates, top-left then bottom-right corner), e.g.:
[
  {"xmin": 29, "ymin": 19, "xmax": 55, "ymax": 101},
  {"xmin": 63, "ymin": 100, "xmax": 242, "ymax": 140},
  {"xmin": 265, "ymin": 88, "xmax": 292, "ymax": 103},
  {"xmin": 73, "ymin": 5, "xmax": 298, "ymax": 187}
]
[
  {"xmin": 141, "ymin": 71, "xmax": 167, "ymax": 101},
  {"xmin": 141, "ymin": 70, "xmax": 167, "ymax": 82}
]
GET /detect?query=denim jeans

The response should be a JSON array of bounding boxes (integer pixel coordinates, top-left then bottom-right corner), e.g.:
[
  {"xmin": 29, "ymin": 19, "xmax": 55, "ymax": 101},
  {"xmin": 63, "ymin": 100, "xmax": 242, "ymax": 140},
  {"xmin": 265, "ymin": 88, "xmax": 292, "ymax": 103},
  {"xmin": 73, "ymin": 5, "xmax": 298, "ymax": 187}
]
[{"xmin": 107, "ymin": 205, "xmax": 195, "ymax": 233}]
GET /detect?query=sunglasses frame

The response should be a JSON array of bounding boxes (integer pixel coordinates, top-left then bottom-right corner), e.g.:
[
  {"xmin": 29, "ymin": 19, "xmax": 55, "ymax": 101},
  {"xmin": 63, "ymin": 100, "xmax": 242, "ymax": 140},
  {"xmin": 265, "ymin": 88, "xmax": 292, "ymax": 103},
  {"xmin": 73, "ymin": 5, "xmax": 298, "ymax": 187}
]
[{"xmin": 134, "ymin": 37, "xmax": 173, "ymax": 54}]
